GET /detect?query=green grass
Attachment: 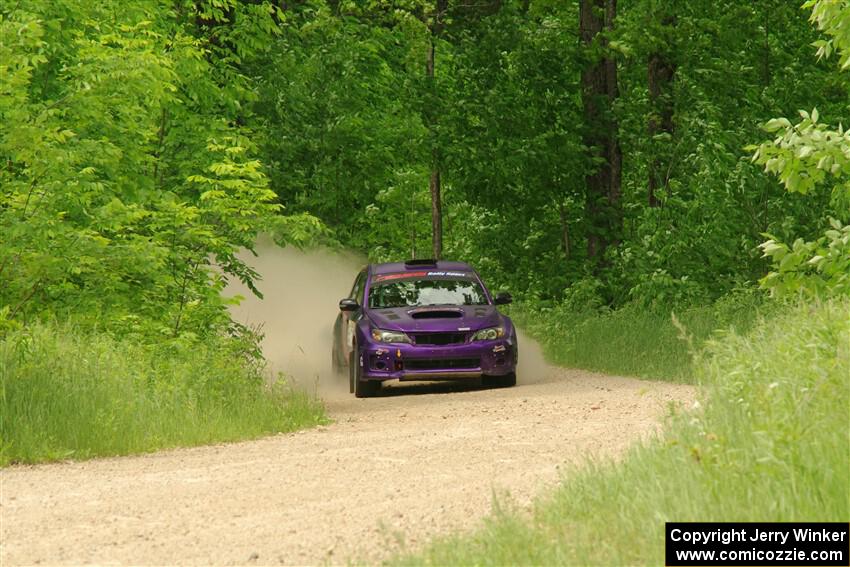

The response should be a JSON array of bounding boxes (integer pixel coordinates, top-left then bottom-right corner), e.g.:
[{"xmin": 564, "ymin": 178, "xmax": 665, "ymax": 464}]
[
  {"xmin": 510, "ymin": 292, "xmax": 769, "ymax": 382},
  {"xmin": 0, "ymin": 323, "xmax": 327, "ymax": 465},
  {"xmin": 395, "ymin": 298, "xmax": 849, "ymax": 565}
]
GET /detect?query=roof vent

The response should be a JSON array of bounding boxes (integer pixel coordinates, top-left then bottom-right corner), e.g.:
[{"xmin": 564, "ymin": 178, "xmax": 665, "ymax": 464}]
[{"xmin": 404, "ymin": 258, "xmax": 438, "ymax": 268}]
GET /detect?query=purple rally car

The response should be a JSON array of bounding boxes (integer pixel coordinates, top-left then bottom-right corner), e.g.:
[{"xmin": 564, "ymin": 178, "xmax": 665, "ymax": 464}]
[{"xmin": 332, "ymin": 259, "xmax": 518, "ymax": 397}]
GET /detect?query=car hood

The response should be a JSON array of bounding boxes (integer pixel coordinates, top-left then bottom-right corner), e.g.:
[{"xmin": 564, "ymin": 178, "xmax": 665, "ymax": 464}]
[{"xmin": 366, "ymin": 304, "xmax": 503, "ymax": 333}]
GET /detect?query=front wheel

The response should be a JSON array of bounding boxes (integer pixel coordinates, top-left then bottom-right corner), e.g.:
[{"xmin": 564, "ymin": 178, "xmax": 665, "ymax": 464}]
[{"xmin": 350, "ymin": 346, "xmax": 379, "ymax": 398}]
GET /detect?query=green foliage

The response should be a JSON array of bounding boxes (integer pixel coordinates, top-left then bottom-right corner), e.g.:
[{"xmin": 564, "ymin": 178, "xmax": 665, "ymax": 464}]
[
  {"xmin": 0, "ymin": 322, "xmax": 327, "ymax": 465},
  {"xmin": 760, "ymin": 219, "xmax": 850, "ymax": 297},
  {"xmin": 0, "ymin": 0, "xmax": 322, "ymax": 337},
  {"xmin": 396, "ymin": 298, "xmax": 850, "ymax": 565},
  {"xmin": 250, "ymin": 6, "xmax": 427, "ymax": 249},
  {"xmin": 754, "ymin": 108, "xmax": 850, "ymax": 198},
  {"xmin": 751, "ymin": 0, "xmax": 850, "ymax": 299},
  {"xmin": 557, "ymin": 276, "xmax": 606, "ymax": 313},
  {"xmin": 607, "ymin": 0, "xmax": 840, "ymax": 305},
  {"xmin": 0, "ymin": 1, "xmax": 328, "ymax": 463},
  {"xmin": 2, "ymin": 0, "xmax": 846, "ymax": 478},
  {"xmin": 806, "ymin": 0, "xmax": 850, "ymax": 69},
  {"xmin": 248, "ymin": 3, "xmax": 589, "ymax": 298},
  {"xmin": 247, "ymin": 0, "xmax": 845, "ymax": 308},
  {"xmin": 510, "ymin": 290, "xmax": 766, "ymax": 381},
  {"xmin": 7, "ymin": 0, "xmax": 838, "ymax": 320}
]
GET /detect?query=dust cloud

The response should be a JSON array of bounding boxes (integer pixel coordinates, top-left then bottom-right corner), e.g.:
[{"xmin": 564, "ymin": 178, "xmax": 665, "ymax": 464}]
[
  {"xmin": 227, "ymin": 238, "xmax": 553, "ymax": 391},
  {"xmin": 515, "ymin": 329, "xmax": 553, "ymax": 385},
  {"xmin": 226, "ymin": 237, "xmax": 363, "ymax": 391}
]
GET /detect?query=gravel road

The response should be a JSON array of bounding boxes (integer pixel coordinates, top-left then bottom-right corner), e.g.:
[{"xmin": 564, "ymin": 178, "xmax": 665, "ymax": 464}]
[
  {"xmin": 0, "ymin": 347, "xmax": 693, "ymax": 566},
  {"xmin": 0, "ymin": 246, "xmax": 695, "ymax": 565}
]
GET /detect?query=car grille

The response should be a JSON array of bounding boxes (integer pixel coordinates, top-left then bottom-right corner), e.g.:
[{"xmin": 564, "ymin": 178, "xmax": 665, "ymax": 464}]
[
  {"xmin": 405, "ymin": 358, "xmax": 480, "ymax": 371},
  {"xmin": 410, "ymin": 332, "xmax": 468, "ymax": 346}
]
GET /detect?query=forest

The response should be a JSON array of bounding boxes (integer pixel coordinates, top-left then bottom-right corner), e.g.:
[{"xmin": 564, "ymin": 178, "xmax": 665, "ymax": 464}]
[
  {"xmin": 2, "ymin": 0, "xmax": 848, "ymax": 327},
  {"xmin": 0, "ymin": 0, "xmax": 848, "ymax": 562}
]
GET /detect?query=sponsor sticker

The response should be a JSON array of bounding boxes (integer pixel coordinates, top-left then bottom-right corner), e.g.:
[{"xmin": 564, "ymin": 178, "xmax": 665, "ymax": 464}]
[
  {"xmin": 371, "ymin": 271, "xmax": 429, "ymax": 282},
  {"xmin": 372, "ymin": 271, "xmax": 472, "ymax": 283},
  {"xmin": 426, "ymin": 271, "xmax": 469, "ymax": 277}
]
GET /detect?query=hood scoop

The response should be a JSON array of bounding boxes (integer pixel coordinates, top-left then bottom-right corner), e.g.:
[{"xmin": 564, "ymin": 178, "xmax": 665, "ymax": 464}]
[{"xmin": 409, "ymin": 308, "xmax": 463, "ymax": 319}]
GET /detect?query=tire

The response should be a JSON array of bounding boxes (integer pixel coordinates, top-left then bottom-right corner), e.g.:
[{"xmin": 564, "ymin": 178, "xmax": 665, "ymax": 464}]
[
  {"xmin": 486, "ymin": 372, "xmax": 516, "ymax": 388},
  {"xmin": 350, "ymin": 345, "xmax": 379, "ymax": 398}
]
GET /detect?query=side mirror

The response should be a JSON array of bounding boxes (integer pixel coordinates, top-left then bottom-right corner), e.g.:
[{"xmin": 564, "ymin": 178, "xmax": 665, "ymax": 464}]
[
  {"xmin": 493, "ymin": 292, "xmax": 513, "ymax": 305},
  {"xmin": 339, "ymin": 298, "xmax": 360, "ymax": 312}
]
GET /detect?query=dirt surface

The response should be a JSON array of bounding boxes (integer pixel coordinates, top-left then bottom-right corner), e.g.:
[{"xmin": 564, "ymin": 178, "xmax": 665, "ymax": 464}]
[{"xmin": 0, "ymin": 245, "xmax": 695, "ymax": 565}]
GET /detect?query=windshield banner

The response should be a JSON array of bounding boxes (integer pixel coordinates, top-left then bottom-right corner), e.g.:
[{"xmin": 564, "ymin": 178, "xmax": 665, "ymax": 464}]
[{"xmin": 372, "ymin": 271, "xmax": 472, "ymax": 283}]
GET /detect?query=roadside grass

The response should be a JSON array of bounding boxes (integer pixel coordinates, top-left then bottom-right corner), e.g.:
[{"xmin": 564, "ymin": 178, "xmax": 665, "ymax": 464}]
[
  {"xmin": 510, "ymin": 291, "xmax": 768, "ymax": 382},
  {"xmin": 0, "ymin": 323, "xmax": 327, "ymax": 465},
  {"xmin": 395, "ymin": 298, "xmax": 849, "ymax": 565}
]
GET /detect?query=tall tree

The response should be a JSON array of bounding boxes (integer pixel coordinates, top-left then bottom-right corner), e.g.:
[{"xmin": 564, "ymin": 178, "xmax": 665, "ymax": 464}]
[
  {"xmin": 580, "ymin": 0, "xmax": 622, "ymax": 262},
  {"xmin": 426, "ymin": 0, "xmax": 448, "ymax": 259}
]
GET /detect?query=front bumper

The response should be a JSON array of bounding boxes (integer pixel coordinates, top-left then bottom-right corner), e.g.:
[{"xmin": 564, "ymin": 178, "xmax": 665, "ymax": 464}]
[{"xmin": 359, "ymin": 337, "xmax": 517, "ymax": 381}]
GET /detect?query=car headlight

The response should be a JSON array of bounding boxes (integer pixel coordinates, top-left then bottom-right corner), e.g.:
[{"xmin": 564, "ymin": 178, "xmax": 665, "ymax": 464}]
[
  {"xmin": 371, "ymin": 328, "xmax": 412, "ymax": 344},
  {"xmin": 472, "ymin": 326, "xmax": 505, "ymax": 341}
]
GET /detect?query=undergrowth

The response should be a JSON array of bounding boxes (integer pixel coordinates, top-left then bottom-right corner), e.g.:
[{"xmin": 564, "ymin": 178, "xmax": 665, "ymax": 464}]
[
  {"xmin": 396, "ymin": 298, "xmax": 849, "ymax": 565},
  {"xmin": 510, "ymin": 291, "xmax": 768, "ymax": 381},
  {"xmin": 0, "ymin": 322, "xmax": 326, "ymax": 465}
]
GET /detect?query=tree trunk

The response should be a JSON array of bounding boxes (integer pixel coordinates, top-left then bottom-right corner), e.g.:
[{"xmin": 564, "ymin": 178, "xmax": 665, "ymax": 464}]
[
  {"xmin": 426, "ymin": 0, "xmax": 447, "ymax": 260},
  {"xmin": 580, "ymin": 0, "xmax": 621, "ymax": 262},
  {"xmin": 647, "ymin": 16, "xmax": 676, "ymax": 208}
]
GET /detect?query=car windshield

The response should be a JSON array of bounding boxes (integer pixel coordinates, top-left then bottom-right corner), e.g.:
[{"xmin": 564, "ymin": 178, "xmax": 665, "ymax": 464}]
[{"xmin": 368, "ymin": 278, "xmax": 488, "ymax": 309}]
